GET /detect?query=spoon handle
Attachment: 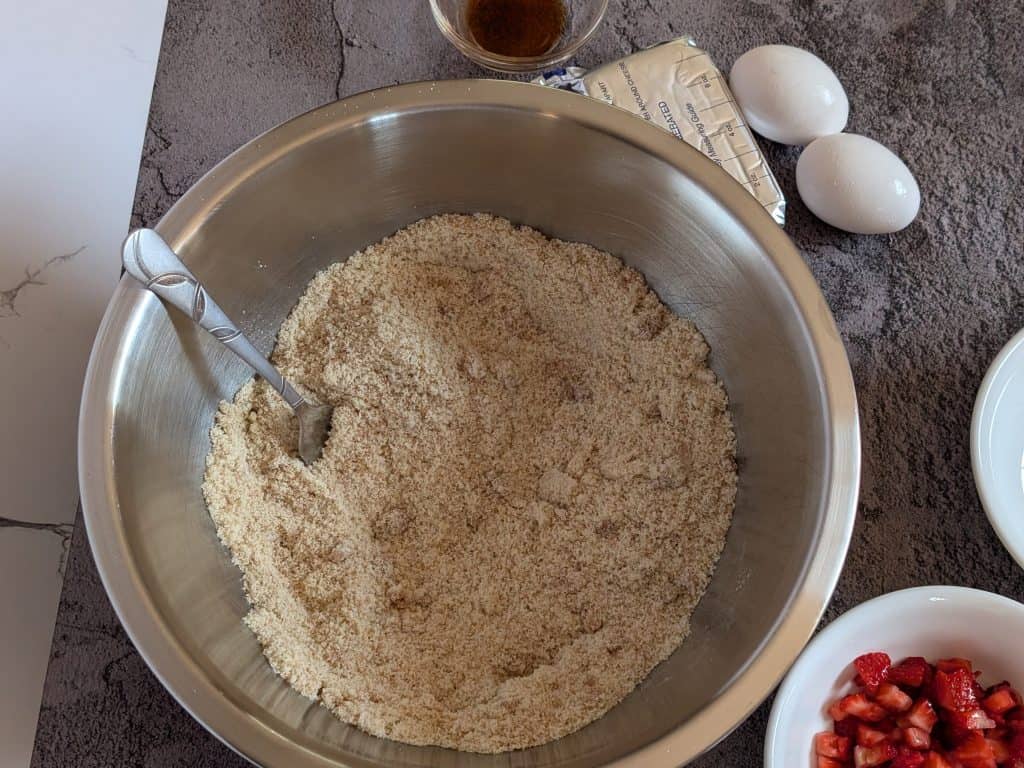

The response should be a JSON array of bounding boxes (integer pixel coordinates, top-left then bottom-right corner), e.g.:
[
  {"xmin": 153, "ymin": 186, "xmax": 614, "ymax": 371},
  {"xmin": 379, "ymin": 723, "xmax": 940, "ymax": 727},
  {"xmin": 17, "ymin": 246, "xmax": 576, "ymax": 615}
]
[{"xmin": 122, "ymin": 228, "xmax": 305, "ymax": 411}]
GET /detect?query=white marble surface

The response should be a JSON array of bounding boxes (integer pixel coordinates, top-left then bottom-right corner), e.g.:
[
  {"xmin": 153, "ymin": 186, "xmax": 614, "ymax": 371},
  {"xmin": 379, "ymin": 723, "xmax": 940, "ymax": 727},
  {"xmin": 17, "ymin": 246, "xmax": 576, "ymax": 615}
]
[
  {"xmin": 0, "ymin": 2, "xmax": 167, "ymax": 765},
  {"xmin": 0, "ymin": 529, "xmax": 69, "ymax": 768}
]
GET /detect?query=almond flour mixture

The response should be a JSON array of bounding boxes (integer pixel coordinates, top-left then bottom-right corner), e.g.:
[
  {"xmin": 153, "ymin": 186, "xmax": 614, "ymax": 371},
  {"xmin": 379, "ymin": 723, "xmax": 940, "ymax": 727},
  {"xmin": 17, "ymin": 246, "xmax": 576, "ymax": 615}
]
[{"xmin": 203, "ymin": 214, "xmax": 736, "ymax": 753}]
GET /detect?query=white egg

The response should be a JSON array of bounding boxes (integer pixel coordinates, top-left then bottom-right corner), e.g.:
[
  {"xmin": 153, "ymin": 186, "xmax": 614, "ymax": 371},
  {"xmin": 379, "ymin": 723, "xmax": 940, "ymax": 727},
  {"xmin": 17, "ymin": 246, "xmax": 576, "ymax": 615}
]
[
  {"xmin": 796, "ymin": 133, "xmax": 920, "ymax": 234},
  {"xmin": 729, "ymin": 45, "xmax": 849, "ymax": 146}
]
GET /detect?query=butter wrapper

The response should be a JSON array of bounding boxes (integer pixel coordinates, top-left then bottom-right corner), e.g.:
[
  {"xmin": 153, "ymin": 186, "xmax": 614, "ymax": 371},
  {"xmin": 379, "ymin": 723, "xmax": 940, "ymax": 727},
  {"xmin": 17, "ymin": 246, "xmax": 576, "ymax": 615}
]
[{"xmin": 535, "ymin": 38, "xmax": 785, "ymax": 225}]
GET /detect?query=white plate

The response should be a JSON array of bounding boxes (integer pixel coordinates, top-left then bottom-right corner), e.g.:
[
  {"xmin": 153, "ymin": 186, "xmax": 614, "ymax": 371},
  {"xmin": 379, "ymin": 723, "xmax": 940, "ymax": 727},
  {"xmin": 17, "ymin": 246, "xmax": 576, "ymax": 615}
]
[
  {"xmin": 765, "ymin": 586, "xmax": 1024, "ymax": 768},
  {"xmin": 972, "ymin": 327, "xmax": 1024, "ymax": 570}
]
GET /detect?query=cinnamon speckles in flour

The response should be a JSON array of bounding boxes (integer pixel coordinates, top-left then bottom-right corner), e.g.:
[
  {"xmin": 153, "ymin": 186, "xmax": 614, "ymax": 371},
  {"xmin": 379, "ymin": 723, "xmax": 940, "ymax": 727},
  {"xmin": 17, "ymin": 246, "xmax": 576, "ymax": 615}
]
[{"xmin": 202, "ymin": 214, "xmax": 737, "ymax": 753}]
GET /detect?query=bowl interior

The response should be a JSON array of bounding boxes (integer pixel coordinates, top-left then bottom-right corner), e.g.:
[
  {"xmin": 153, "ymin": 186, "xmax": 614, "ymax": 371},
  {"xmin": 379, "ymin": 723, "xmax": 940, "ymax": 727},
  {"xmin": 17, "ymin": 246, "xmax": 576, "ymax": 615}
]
[
  {"xmin": 972, "ymin": 329, "xmax": 1024, "ymax": 570},
  {"xmin": 766, "ymin": 587, "xmax": 1024, "ymax": 768},
  {"xmin": 89, "ymin": 85, "xmax": 846, "ymax": 767}
]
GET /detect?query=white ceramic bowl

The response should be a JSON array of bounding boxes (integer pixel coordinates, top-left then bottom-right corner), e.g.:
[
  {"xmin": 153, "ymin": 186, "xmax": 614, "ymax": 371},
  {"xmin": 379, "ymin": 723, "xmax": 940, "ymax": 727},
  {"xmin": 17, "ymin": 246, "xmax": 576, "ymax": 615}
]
[
  {"xmin": 765, "ymin": 586, "xmax": 1024, "ymax": 768},
  {"xmin": 972, "ymin": 327, "xmax": 1024, "ymax": 570}
]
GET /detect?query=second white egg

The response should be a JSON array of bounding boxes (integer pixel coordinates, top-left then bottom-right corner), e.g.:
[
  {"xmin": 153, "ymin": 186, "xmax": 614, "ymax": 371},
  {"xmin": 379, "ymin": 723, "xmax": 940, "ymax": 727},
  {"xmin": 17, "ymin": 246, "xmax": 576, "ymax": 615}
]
[
  {"xmin": 729, "ymin": 44, "xmax": 849, "ymax": 146},
  {"xmin": 796, "ymin": 133, "xmax": 920, "ymax": 235}
]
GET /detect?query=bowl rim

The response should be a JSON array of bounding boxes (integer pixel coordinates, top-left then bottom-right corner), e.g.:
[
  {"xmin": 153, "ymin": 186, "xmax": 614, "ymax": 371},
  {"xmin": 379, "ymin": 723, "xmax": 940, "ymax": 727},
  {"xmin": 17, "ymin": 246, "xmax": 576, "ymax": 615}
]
[
  {"xmin": 764, "ymin": 585, "xmax": 1024, "ymax": 768},
  {"xmin": 79, "ymin": 78, "xmax": 860, "ymax": 768},
  {"xmin": 971, "ymin": 325, "xmax": 1024, "ymax": 572},
  {"xmin": 427, "ymin": 0, "xmax": 609, "ymax": 72}
]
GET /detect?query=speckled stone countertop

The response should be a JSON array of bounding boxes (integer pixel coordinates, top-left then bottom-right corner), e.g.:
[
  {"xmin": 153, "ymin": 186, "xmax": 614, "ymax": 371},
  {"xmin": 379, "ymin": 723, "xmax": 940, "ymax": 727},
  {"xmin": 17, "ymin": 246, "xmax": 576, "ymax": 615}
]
[{"xmin": 31, "ymin": 1, "xmax": 1024, "ymax": 766}]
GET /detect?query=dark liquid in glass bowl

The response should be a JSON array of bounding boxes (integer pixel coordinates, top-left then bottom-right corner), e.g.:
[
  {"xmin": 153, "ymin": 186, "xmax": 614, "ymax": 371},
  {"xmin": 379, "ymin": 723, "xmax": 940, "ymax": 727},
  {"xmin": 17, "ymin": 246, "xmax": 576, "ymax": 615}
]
[{"xmin": 465, "ymin": 0, "xmax": 566, "ymax": 57}]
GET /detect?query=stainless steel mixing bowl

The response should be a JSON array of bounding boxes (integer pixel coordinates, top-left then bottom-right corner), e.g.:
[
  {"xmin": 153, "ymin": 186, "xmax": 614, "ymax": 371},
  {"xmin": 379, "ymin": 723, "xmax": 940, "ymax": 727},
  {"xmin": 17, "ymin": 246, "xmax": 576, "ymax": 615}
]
[{"xmin": 79, "ymin": 80, "xmax": 859, "ymax": 767}]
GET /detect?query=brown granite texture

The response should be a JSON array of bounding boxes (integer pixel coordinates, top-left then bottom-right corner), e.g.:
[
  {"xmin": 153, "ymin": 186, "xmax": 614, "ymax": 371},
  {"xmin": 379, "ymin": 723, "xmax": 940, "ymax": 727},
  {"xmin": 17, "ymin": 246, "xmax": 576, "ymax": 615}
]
[{"xmin": 32, "ymin": 0, "xmax": 1024, "ymax": 766}]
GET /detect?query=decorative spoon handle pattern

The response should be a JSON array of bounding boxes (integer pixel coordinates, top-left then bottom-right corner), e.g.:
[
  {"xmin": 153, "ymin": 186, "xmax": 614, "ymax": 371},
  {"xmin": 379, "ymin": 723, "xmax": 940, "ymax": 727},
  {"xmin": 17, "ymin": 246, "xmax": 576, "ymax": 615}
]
[{"xmin": 121, "ymin": 228, "xmax": 305, "ymax": 410}]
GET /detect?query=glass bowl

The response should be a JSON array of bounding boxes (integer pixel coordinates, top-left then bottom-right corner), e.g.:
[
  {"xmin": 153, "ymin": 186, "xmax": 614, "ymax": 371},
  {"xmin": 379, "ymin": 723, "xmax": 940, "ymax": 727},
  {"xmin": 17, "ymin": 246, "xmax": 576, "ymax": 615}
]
[{"xmin": 429, "ymin": 0, "xmax": 608, "ymax": 73}]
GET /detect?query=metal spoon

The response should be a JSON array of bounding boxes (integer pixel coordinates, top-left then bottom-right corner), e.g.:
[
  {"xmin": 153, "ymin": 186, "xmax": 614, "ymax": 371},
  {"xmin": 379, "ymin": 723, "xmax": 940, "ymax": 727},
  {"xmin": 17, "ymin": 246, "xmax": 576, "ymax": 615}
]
[{"xmin": 122, "ymin": 228, "xmax": 333, "ymax": 465}]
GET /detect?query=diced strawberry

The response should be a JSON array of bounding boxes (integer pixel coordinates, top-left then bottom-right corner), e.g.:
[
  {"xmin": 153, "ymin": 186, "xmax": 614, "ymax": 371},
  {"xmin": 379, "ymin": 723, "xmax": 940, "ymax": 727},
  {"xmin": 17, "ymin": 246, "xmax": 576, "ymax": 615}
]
[
  {"xmin": 904, "ymin": 726, "xmax": 932, "ymax": 750},
  {"xmin": 906, "ymin": 698, "xmax": 940, "ymax": 732},
  {"xmin": 987, "ymin": 738, "xmax": 1010, "ymax": 764},
  {"xmin": 950, "ymin": 731, "xmax": 997, "ymax": 768},
  {"xmin": 937, "ymin": 658, "xmax": 975, "ymax": 675},
  {"xmin": 984, "ymin": 689, "xmax": 1020, "ymax": 716},
  {"xmin": 935, "ymin": 669, "xmax": 981, "ymax": 712},
  {"xmin": 986, "ymin": 682, "xmax": 1023, "ymax": 702},
  {"xmin": 942, "ymin": 709, "xmax": 997, "ymax": 749},
  {"xmin": 943, "ymin": 723, "xmax": 972, "ymax": 749},
  {"xmin": 974, "ymin": 679, "xmax": 989, "ymax": 703},
  {"xmin": 836, "ymin": 716, "xmax": 864, "ymax": 738},
  {"xmin": 816, "ymin": 732, "xmax": 853, "ymax": 759},
  {"xmin": 946, "ymin": 708, "xmax": 998, "ymax": 733},
  {"xmin": 987, "ymin": 726, "xmax": 1008, "ymax": 742},
  {"xmin": 890, "ymin": 658, "xmax": 936, "ymax": 690},
  {"xmin": 855, "ymin": 742, "xmax": 899, "ymax": 768},
  {"xmin": 1006, "ymin": 707, "xmax": 1024, "ymax": 733},
  {"xmin": 879, "ymin": 682, "xmax": 916, "ymax": 713},
  {"xmin": 1010, "ymin": 732, "xmax": 1024, "ymax": 758},
  {"xmin": 841, "ymin": 693, "xmax": 890, "ymax": 722},
  {"xmin": 855, "ymin": 653, "xmax": 893, "ymax": 693},
  {"xmin": 858, "ymin": 723, "xmax": 892, "ymax": 747},
  {"xmin": 922, "ymin": 751, "xmax": 954, "ymax": 768},
  {"xmin": 892, "ymin": 747, "xmax": 927, "ymax": 768},
  {"xmin": 814, "ymin": 655, "xmax": 1024, "ymax": 768}
]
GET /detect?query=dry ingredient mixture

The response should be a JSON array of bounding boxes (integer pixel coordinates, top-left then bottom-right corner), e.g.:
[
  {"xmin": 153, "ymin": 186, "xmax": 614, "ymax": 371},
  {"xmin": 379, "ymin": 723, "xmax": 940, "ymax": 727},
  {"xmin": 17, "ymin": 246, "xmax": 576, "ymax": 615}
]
[{"xmin": 203, "ymin": 214, "xmax": 737, "ymax": 753}]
